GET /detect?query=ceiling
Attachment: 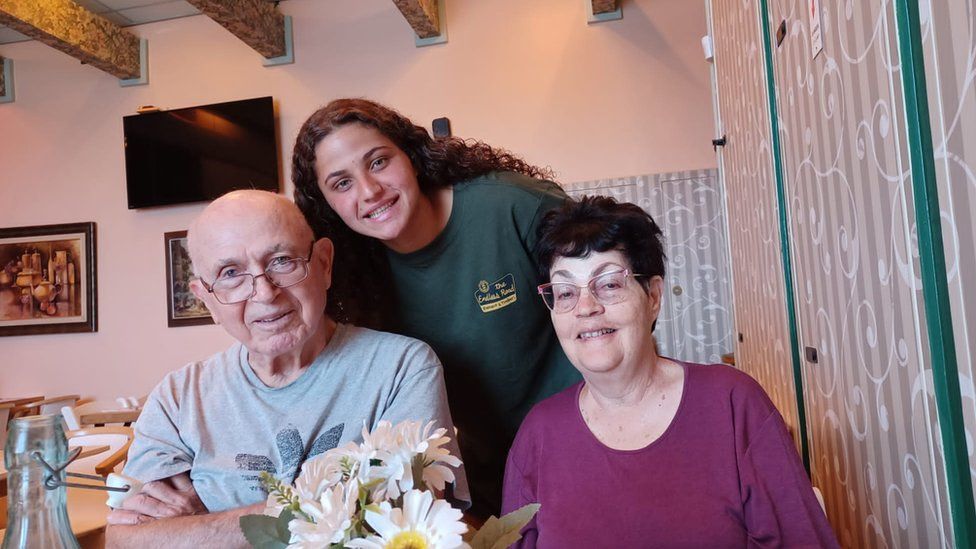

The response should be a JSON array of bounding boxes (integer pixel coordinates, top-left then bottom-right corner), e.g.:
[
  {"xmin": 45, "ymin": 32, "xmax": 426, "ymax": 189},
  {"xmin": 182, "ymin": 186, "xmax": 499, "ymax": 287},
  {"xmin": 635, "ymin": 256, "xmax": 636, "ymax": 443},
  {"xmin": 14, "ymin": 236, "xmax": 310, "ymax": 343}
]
[{"xmin": 0, "ymin": 0, "xmax": 206, "ymax": 45}]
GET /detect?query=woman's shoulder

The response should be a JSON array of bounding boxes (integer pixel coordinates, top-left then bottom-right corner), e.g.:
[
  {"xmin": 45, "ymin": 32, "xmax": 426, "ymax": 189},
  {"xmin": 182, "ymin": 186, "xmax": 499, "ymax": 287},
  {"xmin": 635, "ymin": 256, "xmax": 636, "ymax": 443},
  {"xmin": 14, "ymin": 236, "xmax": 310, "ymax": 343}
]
[
  {"xmin": 519, "ymin": 381, "xmax": 584, "ymax": 430},
  {"xmin": 456, "ymin": 171, "xmax": 565, "ymax": 201},
  {"xmin": 684, "ymin": 361, "xmax": 776, "ymax": 412},
  {"xmin": 510, "ymin": 382, "xmax": 584, "ymax": 459}
]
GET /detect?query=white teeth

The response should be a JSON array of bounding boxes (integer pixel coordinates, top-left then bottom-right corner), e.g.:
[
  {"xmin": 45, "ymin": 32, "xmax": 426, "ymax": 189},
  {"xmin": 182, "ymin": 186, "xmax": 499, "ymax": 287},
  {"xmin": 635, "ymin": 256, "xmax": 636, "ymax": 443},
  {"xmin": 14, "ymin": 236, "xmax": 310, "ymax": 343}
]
[
  {"xmin": 365, "ymin": 203, "xmax": 393, "ymax": 219},
  {"xmin": 579, "ymin": 328, "xmax": 615, "ymax": 339}
]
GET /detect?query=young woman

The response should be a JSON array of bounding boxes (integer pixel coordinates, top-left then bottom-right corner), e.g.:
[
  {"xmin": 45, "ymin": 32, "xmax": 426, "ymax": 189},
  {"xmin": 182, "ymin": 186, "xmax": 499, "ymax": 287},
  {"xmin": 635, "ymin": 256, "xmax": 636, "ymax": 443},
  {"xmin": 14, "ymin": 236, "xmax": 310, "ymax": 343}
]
[{"xmin": 291, "ymin": 99, "xmax": 581, "ymax": 518}]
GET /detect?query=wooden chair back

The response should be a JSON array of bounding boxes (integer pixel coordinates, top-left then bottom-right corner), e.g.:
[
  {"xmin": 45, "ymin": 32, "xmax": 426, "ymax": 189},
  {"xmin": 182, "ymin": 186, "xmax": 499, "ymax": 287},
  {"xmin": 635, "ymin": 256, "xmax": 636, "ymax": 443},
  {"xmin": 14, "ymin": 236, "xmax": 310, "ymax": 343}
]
[
  {"xmin": 66, "ymin": 426, "xmax": 134, "ymax": 477},
  {"xmin": 61, "ymin": 399, "xmax": 141, "ymax": 431},
  {"xmin": 0, "ymin": 402, "xmax": 13, "ymax": 450}
]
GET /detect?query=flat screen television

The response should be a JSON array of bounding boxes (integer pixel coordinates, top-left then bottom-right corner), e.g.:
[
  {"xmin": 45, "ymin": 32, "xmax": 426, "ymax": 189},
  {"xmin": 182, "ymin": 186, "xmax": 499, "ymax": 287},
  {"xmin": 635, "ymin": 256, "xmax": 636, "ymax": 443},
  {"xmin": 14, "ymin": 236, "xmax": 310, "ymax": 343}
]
[{"xmin": 123, "ymin": 96, "xmax": 280, "ymax": 209}]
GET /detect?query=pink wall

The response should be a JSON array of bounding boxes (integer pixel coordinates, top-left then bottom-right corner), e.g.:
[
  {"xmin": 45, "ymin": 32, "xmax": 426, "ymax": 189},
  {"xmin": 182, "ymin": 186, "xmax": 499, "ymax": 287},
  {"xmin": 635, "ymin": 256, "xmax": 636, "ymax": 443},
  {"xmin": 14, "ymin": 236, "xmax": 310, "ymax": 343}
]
[{"xmin": 0, "ymin": 0, "xmax": 715, "ymax": 400}]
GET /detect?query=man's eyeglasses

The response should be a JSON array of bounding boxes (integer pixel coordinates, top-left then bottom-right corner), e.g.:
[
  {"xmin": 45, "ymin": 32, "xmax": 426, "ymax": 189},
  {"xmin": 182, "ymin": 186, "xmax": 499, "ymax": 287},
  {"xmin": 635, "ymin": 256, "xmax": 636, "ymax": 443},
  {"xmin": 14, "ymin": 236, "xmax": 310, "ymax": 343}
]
[
  {"xmin": 200, "ymin": 244, "xmax": 315, "ymax": 305},
  {"xmin": 537, "ymin": 269, "xmax": 646, "ymax": 314}
]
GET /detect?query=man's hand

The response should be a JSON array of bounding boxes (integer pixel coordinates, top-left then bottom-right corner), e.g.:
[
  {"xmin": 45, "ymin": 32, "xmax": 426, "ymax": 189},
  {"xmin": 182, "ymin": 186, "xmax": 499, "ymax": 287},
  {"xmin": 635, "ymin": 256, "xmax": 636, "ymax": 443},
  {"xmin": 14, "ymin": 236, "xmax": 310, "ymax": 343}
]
[{"xmin": 107, "ymin": 473, "xmax": 207, "ymax": 525}]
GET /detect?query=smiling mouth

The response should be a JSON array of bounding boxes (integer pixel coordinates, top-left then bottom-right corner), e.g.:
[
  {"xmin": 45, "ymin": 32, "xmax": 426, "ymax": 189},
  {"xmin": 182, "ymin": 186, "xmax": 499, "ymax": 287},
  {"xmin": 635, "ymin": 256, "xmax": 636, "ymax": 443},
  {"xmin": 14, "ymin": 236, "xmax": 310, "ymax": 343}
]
[
  {"xmin": 253, "ymin": 311, "xmax": 292, "ymax": 325},
  {"xmin": 364, "ymin": 196, "xmax": 399, "ymax": 220},
  {"xmin": 578, "ymin": 328, "xmax": 616, "ymax": 340}
]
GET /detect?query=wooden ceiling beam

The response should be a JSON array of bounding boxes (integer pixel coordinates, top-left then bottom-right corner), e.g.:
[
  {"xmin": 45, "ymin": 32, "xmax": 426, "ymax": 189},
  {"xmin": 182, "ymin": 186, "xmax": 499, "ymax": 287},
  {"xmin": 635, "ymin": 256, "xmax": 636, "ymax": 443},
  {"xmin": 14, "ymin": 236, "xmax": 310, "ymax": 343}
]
[
  {"xmin": 392, "ymin": 0, "xmax": 440, "ymax": 39},
  {"xmin": 185, "ymin": 0, "xmax": 286, "ymax": 59},
  {"xmin": 591, "ymin": 0, "xmax": 618, "ymax": 14},
  {"xmin": 0, "ymin": 0, "xmax": 141, "ymax": 79}
]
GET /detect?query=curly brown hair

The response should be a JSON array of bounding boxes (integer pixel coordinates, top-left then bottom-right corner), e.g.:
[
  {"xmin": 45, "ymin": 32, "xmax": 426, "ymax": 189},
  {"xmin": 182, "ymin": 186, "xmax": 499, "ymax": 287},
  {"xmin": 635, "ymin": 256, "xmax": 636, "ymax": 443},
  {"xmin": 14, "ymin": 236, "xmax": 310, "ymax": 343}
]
[{"xmin": 292, "ymin": 98, "xmax": 554, "ymax": 328}]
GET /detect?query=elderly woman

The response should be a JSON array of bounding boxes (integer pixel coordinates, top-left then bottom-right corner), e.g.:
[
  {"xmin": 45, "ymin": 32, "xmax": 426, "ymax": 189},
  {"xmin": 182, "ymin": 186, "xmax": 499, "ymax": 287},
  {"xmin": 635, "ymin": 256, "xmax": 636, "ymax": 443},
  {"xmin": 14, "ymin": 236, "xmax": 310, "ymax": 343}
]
[{"xmin": 502, "ymin": 196, "xmax": 838, "ymax": 547}]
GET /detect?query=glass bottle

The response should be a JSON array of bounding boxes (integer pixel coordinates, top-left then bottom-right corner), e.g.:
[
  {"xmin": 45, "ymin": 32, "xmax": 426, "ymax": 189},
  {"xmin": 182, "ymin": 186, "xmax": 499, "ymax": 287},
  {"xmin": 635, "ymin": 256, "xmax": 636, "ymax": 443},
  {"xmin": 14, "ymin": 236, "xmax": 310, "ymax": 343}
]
[{"xmin": 2, "ymin": 414, "xmax": 80, "ymax": 549}]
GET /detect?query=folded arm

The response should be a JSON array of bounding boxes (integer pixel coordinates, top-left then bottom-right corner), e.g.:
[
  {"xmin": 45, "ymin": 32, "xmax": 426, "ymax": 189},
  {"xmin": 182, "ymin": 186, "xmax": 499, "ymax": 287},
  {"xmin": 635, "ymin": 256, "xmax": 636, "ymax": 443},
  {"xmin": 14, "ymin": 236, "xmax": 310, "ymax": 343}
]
[{"xmin": 105, "ymin": 473, "xmax": 262, "ymax": 549}]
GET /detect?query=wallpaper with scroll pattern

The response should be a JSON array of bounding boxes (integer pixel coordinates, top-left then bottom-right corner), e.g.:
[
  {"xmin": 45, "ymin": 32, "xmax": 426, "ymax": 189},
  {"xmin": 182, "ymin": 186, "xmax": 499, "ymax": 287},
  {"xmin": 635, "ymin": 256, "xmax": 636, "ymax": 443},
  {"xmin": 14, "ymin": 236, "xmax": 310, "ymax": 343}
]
[
  {"xmin": 921, "ymin": 0, "xmax": 976, "ymax": 513},
  {"xmin": 769, "ymin": 0, "xmax": 951, "ymax": 546},
  {"xmin": 708, "ymin": 0, "xmax": 802, "ymax": 454},
  {"xmin": 563, "ymin": 170, "xmax": 735, "ymax": 366}
]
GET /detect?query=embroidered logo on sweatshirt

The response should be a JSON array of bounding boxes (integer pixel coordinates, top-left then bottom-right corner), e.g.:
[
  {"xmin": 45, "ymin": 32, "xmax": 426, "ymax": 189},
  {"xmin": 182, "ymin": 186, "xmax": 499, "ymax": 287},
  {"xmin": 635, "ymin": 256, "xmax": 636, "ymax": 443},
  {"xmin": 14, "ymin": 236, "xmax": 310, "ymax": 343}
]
[{"xmin": 475, "ymin": 274, "xmax": 517, "ymax": 313}]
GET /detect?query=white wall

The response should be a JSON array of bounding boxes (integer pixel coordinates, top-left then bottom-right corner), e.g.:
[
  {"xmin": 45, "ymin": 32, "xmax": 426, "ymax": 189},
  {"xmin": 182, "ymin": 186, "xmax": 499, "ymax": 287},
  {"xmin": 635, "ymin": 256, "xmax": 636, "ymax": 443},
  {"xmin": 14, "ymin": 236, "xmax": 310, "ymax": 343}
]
[{"xmin": 0, "ymin": 0, "xmax": 715, "ymax": 400}]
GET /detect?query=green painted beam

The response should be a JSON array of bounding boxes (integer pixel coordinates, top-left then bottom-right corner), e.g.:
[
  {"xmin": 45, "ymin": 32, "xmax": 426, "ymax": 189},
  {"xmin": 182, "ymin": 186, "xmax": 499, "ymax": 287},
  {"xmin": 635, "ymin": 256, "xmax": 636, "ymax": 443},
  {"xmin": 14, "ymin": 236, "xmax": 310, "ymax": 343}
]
[
  {"xmin": 892, "ymin": 0, "xmax": 976, "ymax": 546},
  {"xmin": 756, "ymin": 0, "xmax": 810, "ymax": 473}
]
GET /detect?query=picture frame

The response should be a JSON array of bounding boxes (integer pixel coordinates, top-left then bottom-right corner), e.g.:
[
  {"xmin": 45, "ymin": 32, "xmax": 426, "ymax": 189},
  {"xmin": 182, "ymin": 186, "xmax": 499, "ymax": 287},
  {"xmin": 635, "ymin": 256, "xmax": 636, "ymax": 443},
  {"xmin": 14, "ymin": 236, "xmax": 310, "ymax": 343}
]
[
  {"xmin": 164, "ymin": 230, "xmax": 214, "ymax": 327},
  {"xmin": 0, "ymin": 222, "xmax": 97, "ymax": 336}
]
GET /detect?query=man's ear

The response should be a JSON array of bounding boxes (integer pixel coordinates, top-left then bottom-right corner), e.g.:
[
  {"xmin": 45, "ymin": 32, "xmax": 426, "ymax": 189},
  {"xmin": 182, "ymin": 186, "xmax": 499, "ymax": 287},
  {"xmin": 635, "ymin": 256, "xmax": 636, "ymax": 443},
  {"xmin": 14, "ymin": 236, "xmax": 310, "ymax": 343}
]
[
  {"xmin": 313, "ymin": 237, "xmax": 335, "ymax": 290},
  {"xmin": 189, "ymin": 278, "xmax": 220, "ymax": 324}
]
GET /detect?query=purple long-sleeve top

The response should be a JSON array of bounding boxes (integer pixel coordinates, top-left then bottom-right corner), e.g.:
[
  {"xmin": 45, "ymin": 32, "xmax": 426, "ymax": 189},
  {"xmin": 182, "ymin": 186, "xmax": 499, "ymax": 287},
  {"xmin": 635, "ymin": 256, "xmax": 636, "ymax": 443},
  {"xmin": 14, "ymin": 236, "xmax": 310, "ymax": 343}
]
[{"xmin": 502, "ymin": 362, "xmax": 839, "ymax": 548}]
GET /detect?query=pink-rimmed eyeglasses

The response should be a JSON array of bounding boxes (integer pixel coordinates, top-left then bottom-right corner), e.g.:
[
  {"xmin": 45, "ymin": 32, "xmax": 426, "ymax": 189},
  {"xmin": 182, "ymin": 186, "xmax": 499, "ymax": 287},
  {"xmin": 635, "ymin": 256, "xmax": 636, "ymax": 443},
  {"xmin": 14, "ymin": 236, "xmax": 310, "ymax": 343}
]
[{"xmin": 537, "ymin": 269, "xmax": 646, "ymax": 313}]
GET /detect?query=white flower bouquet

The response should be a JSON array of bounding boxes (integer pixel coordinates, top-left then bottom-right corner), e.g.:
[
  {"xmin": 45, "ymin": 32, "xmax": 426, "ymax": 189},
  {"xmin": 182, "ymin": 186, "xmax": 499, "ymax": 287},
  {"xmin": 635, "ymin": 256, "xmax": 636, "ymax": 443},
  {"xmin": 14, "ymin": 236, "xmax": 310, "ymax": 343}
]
[{"xmin": 240, "ymin": 420, "xmax": 538, "ymax": 549}]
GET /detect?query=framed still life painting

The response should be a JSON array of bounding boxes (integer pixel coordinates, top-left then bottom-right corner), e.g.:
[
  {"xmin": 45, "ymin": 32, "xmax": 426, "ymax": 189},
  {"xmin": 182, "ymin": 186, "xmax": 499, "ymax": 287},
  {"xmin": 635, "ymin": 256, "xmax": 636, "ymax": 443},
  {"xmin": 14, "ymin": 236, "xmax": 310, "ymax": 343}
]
[
  {"xmin": 0, "ymin": 222, "xmax": 97, "ymax": 336},
  {"xmin": 164, "ymin": 230, "xmax": 214, "ymax": 327}
]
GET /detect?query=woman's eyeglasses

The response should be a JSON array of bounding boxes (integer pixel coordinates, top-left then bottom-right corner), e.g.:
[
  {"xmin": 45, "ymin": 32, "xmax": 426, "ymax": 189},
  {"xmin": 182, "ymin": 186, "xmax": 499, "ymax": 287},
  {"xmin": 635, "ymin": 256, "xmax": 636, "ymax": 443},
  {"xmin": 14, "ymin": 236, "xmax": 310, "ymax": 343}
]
[
  {"xmin": 199, "ymin": 244, "xmax": 314, "ymax": 305},
  {"xmin": 537, "ymin": 269, "xmax": 646, "ymax": 313}
]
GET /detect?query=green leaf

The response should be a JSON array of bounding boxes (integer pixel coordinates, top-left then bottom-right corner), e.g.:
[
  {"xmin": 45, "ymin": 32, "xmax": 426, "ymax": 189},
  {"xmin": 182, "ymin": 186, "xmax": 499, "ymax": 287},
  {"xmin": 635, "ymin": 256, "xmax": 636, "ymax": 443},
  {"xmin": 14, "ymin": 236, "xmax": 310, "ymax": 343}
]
[
  {"xmin": 468, "ymin": 504, "xmax": 540, "ymax": 549},
  {"xmin": 239, "ymin": 509, "xmax": 293, "ymax": 549}
]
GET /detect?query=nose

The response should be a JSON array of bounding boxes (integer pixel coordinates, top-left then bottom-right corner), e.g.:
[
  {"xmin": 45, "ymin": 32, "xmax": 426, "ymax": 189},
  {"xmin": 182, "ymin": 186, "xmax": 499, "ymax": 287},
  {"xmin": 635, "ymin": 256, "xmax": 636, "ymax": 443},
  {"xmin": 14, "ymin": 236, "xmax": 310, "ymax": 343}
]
[
  {"xmin": 360, "ymin": 174, "xmax": 383, "ymax": 201},
  {"xmin": 574, "ymin": 288, "xmax": 603, "ymax": 317},
  {"xmin": 249, "ymin": 273, "xmax": 279, "ymax": 303}
]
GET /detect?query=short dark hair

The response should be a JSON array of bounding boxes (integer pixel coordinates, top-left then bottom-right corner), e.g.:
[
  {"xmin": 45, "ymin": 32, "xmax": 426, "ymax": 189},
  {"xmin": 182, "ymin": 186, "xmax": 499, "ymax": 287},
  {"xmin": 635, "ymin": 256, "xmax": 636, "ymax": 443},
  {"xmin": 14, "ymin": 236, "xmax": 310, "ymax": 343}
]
[{"xmin": 535, "ymin": 195, "xmax": 666, "ymax": 288}]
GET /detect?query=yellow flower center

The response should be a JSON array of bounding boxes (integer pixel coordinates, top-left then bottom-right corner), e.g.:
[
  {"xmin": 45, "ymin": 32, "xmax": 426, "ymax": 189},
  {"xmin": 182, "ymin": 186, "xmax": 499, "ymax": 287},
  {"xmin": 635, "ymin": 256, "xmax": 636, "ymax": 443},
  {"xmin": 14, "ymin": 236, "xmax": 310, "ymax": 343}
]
[{"xmin": 385, "ymin": 530, "xmax": 429, "ymax": 549}]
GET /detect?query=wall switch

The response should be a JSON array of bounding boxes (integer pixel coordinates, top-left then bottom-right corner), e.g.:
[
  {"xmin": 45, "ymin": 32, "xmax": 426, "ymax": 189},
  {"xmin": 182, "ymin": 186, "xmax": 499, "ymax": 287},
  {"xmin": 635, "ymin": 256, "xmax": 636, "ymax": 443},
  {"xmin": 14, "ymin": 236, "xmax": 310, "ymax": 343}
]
[
  {"xmin": 432, "ymin": 117, "xmax": 452, "ymax": 138},
  {"xmin": 804, "ymin": 346, "xmax": 819, "ymax": 364}
]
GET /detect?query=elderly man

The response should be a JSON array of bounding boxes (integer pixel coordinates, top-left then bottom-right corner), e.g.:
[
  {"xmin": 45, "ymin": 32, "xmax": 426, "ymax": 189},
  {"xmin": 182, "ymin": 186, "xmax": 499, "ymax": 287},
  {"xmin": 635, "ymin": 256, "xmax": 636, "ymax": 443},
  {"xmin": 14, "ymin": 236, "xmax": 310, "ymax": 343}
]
[{"xmin": 106, "ymin": 190, "xmax": 467, "ymax": 547}]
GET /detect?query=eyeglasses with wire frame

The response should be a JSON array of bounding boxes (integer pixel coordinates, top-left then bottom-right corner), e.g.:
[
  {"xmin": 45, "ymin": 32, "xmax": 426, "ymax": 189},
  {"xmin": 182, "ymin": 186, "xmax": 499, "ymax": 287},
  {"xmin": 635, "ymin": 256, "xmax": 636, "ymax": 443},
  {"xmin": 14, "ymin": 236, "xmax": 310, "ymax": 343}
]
[
  {"xmin": 537, "ymin": 269, "xmax": 647, "ymax": 314},
  {"xmin": 199, "ymin": 244, "xmax": 315, "ymax": 305}
]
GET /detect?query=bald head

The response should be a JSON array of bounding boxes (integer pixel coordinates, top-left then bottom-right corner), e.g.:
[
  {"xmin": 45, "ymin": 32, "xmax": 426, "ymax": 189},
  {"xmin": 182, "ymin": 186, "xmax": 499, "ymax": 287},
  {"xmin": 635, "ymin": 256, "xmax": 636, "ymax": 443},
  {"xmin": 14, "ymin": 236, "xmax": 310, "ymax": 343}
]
[
  {"xmin": 188, "ymin": 190, "xmax": 313, "ymax": 275},
  {"xmin": 186, "ymin": 189, "xmax": 336, "ymax": 363}
]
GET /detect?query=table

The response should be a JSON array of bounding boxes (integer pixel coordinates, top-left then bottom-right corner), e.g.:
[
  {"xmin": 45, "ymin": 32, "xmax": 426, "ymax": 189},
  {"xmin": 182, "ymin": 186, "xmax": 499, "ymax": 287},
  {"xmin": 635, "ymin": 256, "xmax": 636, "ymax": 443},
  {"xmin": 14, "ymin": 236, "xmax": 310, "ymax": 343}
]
[
  {"xmin": 79, "ymin": 409, "xmax": 141, "ymax": 426},
  {"xmin": 0, "ymin": 396, "xmax": 43, "ymax": 407},
  {"xmin": 0, "ymin": 485, "xmax": 109, "ymax": 547}
]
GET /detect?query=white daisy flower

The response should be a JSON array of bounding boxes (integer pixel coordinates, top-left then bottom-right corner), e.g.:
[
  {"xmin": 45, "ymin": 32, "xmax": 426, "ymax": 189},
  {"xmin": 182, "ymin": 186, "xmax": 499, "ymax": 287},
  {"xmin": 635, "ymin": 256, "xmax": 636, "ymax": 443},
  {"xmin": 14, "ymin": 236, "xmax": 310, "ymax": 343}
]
[
  {"xmin": 374, "ymin": 420, "xmax": 462, "ymax": 499},
  {"xmin": 287, "ymin": 479, "xmax": 358, "ymax": 548},
  {"xmin": 294, "ymin": 453, "xmax": 345, "ymax": 502},
  {"xmin": 346, "ymin": 489, "xmax": 469, "ymax": 549}
]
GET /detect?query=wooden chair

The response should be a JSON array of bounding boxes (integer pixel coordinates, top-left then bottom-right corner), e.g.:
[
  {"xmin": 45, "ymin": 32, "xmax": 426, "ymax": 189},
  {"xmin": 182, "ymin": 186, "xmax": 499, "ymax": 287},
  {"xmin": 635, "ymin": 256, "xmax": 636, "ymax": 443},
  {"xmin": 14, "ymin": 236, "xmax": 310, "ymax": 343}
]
[
  {"xmin": 33, "ymin": 394, "xmax": 80, "ymax": 416},
  {"xmin": 62, "ymin": 399, "xmax": 141, "ymax": 431},
  {"xmin": 66, "ymin": 426, "xmax": 134, "ymax": 477},
  {"xmin": 0, "ymin": 401, "xmax": 13, "ymax": 449},
  {"xmin": 7, "ymin": 394, "xmax": 80, "ymax": 426}
]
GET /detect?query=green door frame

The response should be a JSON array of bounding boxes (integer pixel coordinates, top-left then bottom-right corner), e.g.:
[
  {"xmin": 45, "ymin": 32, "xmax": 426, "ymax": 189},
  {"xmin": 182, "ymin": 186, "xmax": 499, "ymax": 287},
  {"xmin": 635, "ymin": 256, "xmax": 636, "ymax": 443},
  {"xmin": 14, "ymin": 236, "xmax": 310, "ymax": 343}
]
[
  {"xmin": 892, "ymin": 0, "xmax": 976, "ymax": 546},
  {"xmin": 751, "ymin": 0, "xmax": 975, "ymax": 543},
  {"xmin": 755, "ymin": 0, "xmax": 810, "ymax": 473}
]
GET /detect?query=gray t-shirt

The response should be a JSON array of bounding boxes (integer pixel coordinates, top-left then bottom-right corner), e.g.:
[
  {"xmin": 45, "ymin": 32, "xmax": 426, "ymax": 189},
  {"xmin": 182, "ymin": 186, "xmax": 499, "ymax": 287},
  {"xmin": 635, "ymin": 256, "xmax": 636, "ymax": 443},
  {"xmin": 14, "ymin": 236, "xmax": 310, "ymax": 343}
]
[{"xmin": 124, "ymin": 323, "xmax": 469, "ymax": 512}]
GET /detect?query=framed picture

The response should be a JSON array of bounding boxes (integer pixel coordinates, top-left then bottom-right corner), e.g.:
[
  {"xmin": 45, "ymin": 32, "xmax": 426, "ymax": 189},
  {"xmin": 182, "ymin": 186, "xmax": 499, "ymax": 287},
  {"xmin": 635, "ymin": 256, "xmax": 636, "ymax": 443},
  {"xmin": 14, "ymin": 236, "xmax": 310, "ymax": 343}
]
[
  {"xmin": 0, "ymin": 222, "xmax": 97, "ymax": 336},
  {"xmin": 164, "ymin": 230, "xmax": 214, "ymax": 327}
]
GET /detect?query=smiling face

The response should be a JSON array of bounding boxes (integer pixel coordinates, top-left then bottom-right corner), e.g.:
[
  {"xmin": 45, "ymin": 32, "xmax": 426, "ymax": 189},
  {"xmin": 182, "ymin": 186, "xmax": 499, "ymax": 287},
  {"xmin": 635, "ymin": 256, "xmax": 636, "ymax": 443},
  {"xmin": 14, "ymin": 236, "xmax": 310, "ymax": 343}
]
[
  {"xmin": 314, "ymin": 123, "xmax": 434, "ymax": 252},
  {"xmin": 548, "ymin": 249, "xmax": 664, "ymax": 378},
  {"xmin": 188, "ymin": 192, "xmax": 334, "ymax": 366}
]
